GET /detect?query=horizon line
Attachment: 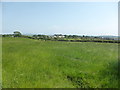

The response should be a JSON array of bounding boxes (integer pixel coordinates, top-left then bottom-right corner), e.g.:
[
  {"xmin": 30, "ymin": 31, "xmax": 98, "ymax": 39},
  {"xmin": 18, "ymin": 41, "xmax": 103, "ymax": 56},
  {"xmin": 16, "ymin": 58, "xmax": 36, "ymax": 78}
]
[{"xmin": 1, "ymin": 33, "xmax": 119, "ymax": 36}]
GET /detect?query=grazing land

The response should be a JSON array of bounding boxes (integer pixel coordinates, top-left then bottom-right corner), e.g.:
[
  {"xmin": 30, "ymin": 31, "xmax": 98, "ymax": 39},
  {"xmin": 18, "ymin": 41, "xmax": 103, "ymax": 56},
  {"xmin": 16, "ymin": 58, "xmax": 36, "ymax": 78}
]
[{"xmin": 2, "ymin": 37, "xmax": 118, "ymax": 88}]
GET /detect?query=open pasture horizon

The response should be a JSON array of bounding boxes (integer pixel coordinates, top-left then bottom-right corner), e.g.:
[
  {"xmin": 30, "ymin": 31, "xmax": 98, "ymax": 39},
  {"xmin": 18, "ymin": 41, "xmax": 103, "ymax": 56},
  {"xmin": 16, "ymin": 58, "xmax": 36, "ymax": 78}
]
[{"xmin": 2, "ymin": 37, "xmax": 118, "ymax": 88}]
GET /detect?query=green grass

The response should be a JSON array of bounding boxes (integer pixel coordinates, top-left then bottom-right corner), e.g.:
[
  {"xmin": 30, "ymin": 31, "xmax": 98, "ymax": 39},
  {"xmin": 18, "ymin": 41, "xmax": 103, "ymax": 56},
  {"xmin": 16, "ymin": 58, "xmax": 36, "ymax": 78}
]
[
  {"xmin": 2, "ymin": 37, "xmax": 118, "ymax": 88},
  {"xmin": 0, "ymin": 37, "xmax": 2, "ymax": 89}
]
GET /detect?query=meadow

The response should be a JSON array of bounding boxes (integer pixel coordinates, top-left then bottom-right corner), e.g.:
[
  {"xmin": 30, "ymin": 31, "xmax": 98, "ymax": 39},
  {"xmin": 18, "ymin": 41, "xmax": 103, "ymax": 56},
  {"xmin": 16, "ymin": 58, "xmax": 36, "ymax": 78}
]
[{"xmin": 2, "ymin": 37, "xmax": 118, "ymax": 88}]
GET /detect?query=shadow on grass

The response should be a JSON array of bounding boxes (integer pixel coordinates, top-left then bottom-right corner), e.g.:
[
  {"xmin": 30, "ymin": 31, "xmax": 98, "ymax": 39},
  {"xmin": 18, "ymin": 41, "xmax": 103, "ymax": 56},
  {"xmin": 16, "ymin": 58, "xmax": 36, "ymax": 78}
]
[
  {"xmin": 64, "ymin": 60, "xmax": 119, "ymax": 88},
  {"xmin": 66, "ymin": 73, "xmax": 90, "ymax": 88},
  {"xmin": 98, "ymin": 60, "xmax": 119, "ymax": 88}
]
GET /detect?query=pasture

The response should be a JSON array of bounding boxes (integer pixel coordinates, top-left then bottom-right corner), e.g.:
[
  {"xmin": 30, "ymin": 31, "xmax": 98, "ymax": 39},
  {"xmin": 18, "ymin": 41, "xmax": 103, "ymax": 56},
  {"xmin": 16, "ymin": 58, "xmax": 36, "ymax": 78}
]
[{"xmin": 2, "ymin": 37, "xmax": 118, "ymax": 88}]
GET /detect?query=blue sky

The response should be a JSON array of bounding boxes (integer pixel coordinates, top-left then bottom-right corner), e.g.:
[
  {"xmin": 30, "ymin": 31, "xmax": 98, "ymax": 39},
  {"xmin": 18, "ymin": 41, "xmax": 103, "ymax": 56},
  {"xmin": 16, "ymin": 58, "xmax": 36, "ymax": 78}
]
[
  {"xmin": 0, "ymin": 3, "xmax": 2, "ymax": 33},
  {"xmin": 2, "ymin": 2, "xmax": 118, "ymax": 36}
]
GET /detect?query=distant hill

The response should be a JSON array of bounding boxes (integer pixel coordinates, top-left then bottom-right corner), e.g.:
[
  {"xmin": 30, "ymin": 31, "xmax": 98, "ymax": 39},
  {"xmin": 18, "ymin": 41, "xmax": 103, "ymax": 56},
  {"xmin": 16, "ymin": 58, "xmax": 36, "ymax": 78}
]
[{"xmin": 94, "ymin": 35, "xmax": 119, "ymax": 40}]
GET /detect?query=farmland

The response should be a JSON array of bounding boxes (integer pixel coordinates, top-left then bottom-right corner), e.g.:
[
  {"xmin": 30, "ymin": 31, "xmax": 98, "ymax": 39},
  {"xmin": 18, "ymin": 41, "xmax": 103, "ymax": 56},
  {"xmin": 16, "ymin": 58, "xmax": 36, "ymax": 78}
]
[{"xmin": 2, "ymin": 37, "xmax": 118, "ymax": 88}]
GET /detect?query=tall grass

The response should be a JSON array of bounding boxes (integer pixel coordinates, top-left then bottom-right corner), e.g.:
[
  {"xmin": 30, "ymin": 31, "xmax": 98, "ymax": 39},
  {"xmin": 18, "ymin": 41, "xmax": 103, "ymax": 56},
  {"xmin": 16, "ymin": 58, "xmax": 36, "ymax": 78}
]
[
  {"xmin": 0, "ymin": 37, "xmax": 2, "ymax": 89},
  {"xmin": 2, "ymin": 37, "xmax": 118, "ymax": 88}
]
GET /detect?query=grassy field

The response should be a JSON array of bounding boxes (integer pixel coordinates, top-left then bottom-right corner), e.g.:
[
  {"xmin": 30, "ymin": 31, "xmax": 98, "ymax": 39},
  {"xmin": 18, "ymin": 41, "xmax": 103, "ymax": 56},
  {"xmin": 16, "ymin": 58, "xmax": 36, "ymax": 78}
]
[
  {"xmin": 0, "ymin": 37, "xmax": 2, "ymax": 89},
  {"xmin": 2, "ymin": 37, "xmax": 118, "ymax": 88}
]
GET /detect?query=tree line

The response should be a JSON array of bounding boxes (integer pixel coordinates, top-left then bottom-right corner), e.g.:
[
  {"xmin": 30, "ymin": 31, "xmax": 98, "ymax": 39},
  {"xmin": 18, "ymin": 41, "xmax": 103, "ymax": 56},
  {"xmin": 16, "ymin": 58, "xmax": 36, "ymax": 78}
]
[{"xmin": 2, "ymin": 31, "xmax": 119, "ymax": 43}]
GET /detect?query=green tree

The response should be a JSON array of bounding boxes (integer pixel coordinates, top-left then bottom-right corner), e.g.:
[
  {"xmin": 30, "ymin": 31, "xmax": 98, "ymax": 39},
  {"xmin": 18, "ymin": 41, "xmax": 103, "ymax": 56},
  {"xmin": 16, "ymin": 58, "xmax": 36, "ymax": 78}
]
[{"xmin": 13, "ymin": 31, "xmax": 22, "ymax": 37}]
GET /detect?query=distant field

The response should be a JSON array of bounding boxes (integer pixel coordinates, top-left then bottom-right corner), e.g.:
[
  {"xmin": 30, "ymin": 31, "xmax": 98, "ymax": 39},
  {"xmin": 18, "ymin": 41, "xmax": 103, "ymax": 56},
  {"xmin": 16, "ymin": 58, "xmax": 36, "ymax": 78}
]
[{"xmin": 2, "ymin": 37, "xmax": 118, "ymax": 88}]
